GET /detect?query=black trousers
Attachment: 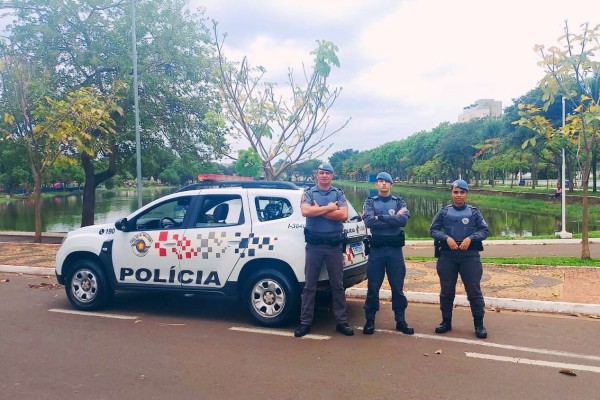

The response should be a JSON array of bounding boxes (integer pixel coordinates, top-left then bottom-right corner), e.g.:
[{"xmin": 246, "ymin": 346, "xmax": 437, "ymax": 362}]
[{"xmin": 436, "ymin": 250, "xmax": 485, "ymax": 319}]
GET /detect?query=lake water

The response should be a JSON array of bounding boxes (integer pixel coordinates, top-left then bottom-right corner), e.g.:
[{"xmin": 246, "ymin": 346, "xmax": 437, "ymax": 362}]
[{"xmin": 0, "ymin": 185, "xmax": 593, "ymax": 237}]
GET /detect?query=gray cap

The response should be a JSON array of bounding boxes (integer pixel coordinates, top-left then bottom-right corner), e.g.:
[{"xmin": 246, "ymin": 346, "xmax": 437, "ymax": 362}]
[
  {"xmin": 376, "ymin": 172, "xmax": 393, "ymax": 183},
  {"xmin": 317, "ymin": 163, "xmax": 334, "ymax": 174},
  {"xmin": 451, "ymin": 179, "xmax": 469, "ymax": 191}
]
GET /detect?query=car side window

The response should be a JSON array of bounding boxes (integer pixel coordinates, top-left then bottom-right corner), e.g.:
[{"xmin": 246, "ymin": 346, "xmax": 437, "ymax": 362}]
[
  {"xmin": 134, "ymin": 196, "xmax": 192, "ymax": 230},
  {"xmin": 195, "ymin": 195, "xmax": 244, "ymax": 227},
  {"xmin": 255, "ymin": 197, "xmax": 293, "ymax": 222}
]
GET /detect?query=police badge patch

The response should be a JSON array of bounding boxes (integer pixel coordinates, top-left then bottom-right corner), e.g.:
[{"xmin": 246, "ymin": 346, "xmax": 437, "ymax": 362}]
[
  {"xmin": 462, "ymin": 218, "xmax": 470, "ymax": 225},
  {"xmin": 130, "ymin": 232, "xmax": 153, "ymax": 257}
]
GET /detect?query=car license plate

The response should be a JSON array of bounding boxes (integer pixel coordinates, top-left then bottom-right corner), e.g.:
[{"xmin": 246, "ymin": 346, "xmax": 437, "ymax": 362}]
[{"xmin": 350, "ymin": 242, "xmax": 364, "ymax": 255}]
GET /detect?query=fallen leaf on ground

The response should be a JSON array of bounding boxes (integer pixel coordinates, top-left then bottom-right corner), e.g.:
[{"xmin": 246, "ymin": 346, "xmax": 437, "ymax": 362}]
[
  {"xmin": 559, "ymin": 369, "xmax": 577, "ymax": 376},
  {"xmin": 0, "ymin": 279, "xmax": 9, "ymax": 283},
  {"xmin": 423, "ymin": 353, "xmax": 429, "ymax": 357},
  {"xmin": 28, "ymin": 282, "xmax": 61, "ymax": 289},
  {"xmin": 434, "ymin": 349, "xmax": 442, "ymax": 355}
]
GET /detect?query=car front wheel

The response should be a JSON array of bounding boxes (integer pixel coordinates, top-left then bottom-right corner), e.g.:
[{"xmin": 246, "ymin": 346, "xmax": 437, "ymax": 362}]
[
  {"xmin": 65, "ymin": 260, "xmax": 114, "ymax": 311},
  {"xmin": 244, "ymin": 269, "xmax": 299, "ymax": 327}
]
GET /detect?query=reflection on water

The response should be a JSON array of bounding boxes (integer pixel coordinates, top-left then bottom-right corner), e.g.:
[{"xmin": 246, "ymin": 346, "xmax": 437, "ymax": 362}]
[
  {"xmin": 339, "ymin": 183, "xmax": 595, "ymax": 238},
  {"xmin": 0, "ymin": 188, "xmax": 173, "ymax": 232},
  {"xmin": 0, "ymin": 185, "xmax": 595, "ymax": 236}
]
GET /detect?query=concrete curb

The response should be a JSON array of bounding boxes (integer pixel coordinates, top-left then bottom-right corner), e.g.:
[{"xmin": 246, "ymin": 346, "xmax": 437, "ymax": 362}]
[
  {"xmin": 0, "ymin": 265, "xmax": 55, "ymax": 276},
  {"xmin": 4, "ymin": 264, "xmax": 599, "ymax": 317},
  {"xmin": 346, "ymin": 288, "xmax": 600, "ymax": 317}
]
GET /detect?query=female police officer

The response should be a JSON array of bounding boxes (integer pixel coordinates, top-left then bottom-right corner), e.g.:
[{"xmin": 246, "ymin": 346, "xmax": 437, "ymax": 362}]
[{"xmin": 430, "ymin": 179, "xmax": 489, "ymax": 339}]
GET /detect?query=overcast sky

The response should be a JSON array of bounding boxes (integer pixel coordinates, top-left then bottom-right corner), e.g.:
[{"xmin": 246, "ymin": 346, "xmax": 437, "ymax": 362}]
[{"xmin": 191, "ymin": 0, "xmax": 596, "ymax": 159}]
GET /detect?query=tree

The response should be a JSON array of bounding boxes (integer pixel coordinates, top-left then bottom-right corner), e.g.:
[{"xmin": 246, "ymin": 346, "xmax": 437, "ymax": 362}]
[
  {"xmin": 329, "ymin": 149, "xmax": 358, "ymax": 180},
  {"xmin": 289, "ymin": 159, "xmax": 322, "ymax": 182},
  {"xmin": 1, "ymin": 50, "xmax": 122, "ymax": 241},
  {"xmin": 527, "ymin": 21, "xmax": 600, "ymax": 259},
  {"xmin": 213, "ymin": 23, "xmax": 349, "ymax": 180},
  {"xmin": 0, "ymin": 139, "xmax": 31, "ymax": 195},
  {"xmin": 4, "ymin": 0, "xmax": 226, "ymax": 226},
  {"xmin": 235, "ymin": 148, "xmax": 262, "ymax": 178}
]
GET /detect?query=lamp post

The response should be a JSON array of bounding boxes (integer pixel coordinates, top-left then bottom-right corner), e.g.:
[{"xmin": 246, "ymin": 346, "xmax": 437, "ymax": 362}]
[
  {"xmin": 131, "ymin": 0, "xmax": 142, "ymax": 208},
  {"xmin": 558, "ymin": 96, "xmax": 572, "ymax": 239}
]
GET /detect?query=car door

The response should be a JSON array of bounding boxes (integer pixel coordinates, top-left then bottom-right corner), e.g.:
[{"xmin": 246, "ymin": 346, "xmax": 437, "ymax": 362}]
[
  {"xmin": 111, "ymin": 195, "xmax": 192, "ymax": 286},
  {"xmin": 178, "ymin": 193, "xmax": 251, "ymax": 289}
]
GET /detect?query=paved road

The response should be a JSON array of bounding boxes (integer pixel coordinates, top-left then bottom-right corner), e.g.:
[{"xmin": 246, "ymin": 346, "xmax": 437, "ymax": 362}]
[{"xmin": 2, "ymin": 273, "xmax": 599, "ymax": 400}]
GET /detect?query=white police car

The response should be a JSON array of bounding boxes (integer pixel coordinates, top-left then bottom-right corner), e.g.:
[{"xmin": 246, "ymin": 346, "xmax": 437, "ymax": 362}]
[{"xmin": 55, "ymin": 181, "xmax": 369, "ymax": 326}]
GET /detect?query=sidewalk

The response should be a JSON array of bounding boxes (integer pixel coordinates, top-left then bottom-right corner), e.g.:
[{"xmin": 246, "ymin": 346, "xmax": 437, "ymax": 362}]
[{"xmin": 1, "ymin": 241, "xmax": 600, "ymax": 317}]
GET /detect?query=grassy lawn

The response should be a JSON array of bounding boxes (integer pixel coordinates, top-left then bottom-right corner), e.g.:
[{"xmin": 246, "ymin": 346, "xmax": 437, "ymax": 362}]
[{"xmin": 406, "ymin": 255, "xmax": 600, "ymax": 268}]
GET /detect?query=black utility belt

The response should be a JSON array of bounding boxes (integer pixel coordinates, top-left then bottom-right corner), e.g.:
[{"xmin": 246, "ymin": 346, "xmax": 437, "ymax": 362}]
[
  {"xmin": 304, "ymin": 229, "xmax": 344, "ymax": 246},
  {"xmin": 438, "ymin": 240, "xmax": 484, "ymax": 251},
  {"xmin": 370, "ymin": 233, "xmax": 405, "ymax": 248}
]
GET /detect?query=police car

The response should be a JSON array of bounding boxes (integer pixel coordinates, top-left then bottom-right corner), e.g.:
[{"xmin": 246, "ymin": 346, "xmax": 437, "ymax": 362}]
[{"xmin": 55, "ymin": 181, "xmax": 369, "ymax": 327}]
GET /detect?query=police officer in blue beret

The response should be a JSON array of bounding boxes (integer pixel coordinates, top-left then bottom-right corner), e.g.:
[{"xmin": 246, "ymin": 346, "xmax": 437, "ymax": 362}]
[
  {"xmin": 430, "ymin": 179, "xmax": 490, "ymax": 338},
  {"xmin": 295, "ymin": 163, "xmax": 354, "ymax": 337},
  {"xmin": 362, "ymin": 172, "xmax": 414, "ymax": 335}
]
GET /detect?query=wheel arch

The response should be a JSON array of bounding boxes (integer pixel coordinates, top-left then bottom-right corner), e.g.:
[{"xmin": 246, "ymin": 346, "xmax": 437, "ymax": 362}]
[
  {"xmin": 61, "ymin": 251, "xmax": 108, "ymax": 283},
  {"xmin": 236, "ymin": 258, "xmax": 300, "ymax": 295}
]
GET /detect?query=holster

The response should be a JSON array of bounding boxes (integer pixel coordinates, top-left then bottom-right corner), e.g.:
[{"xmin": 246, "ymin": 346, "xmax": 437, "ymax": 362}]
[{"xmin": 363, "ymin": 237, "xmax": 371, "ymax": 256}]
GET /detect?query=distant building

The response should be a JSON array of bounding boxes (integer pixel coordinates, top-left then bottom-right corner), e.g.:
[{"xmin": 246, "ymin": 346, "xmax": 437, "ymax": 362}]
[{"xmin": 458, "ymin": 99, "xmax": 502, "ymax": 123}]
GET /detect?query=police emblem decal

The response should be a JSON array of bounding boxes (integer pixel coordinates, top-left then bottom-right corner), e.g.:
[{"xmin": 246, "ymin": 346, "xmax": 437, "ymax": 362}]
[
  {"xmin": 388, "ymin": 209, "xmax": 395, "ymax": 215},
  {"xmin": 130, "ymin": 232, "xmax": 153, "ymax": 257},
  {"xmin": 462, "ymin": 218, "xmax": 470, "ymax": 225}
]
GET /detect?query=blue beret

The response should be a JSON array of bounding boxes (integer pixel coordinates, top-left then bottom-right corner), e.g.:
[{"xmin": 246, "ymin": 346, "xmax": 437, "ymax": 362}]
[
  {"xmin": 318, "ymin": 163, "xmax": 334, "ymax": 174},
  {"xmin": 376, "ymin": 172, "xmax": 393, "ymax": 183},
  {"xmin": 451, "ymin": 179, "xmax": 469, "ymax": 191}
]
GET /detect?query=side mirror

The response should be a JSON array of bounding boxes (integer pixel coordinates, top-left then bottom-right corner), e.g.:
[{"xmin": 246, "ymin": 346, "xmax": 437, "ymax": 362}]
[{"xmin": 115, "ymin": 218, "xmax": 129, "ymax": 232}]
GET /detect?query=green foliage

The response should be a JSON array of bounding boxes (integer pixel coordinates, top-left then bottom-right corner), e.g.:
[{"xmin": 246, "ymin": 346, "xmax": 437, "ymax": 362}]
[{"xmin": 235, "ymin": 148, "xmax": 262, "ymax": 178}]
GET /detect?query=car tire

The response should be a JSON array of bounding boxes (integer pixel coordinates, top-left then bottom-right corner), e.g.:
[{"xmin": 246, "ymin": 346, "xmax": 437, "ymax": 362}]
[
  {"xmin": 244, "ymin": 269, "xmax": 299, "ymax": 327},
  {"xmin": 65, "ymin": 259, "xmax": 114, "ymax": 311}
]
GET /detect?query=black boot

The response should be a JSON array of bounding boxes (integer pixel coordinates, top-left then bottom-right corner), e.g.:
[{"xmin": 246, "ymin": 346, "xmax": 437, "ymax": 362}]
[
  {"xmin": 474, "ymin": 317, "xmax": 487, "ymax": 339},
  {"xmin": 335, "ymin": 322, "xmax": 354, "ymax": 336},
  {"xmin": 435, "ymin": 318, "xmax": 452, "ymax": 334},
  {"xmin": 294, "ymin": 324, "xmax": 311, "ymax": 337},
  {"xmin": 363, "ymin": 319, "xmax": 375, "ymax": 335},
  {"xmin": 396, "ymin": 321, "xmax": 414, "ymax": 335}
]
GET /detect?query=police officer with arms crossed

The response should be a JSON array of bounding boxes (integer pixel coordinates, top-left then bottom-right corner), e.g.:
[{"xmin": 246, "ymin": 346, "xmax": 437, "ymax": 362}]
[
  {"xmin": 294, "ymin": 163, "xmax": 354, "ymax": 337},
  {"xmin": 362, "ymin": 172, "xmax": 414, "ymax": 335},
  {"xmin": 430, "ymin": 179, "xmax": 489, "ymax": 339}
]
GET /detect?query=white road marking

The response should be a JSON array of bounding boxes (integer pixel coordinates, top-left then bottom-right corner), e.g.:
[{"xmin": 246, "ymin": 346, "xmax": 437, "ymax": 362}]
[
  {"xmin": 465, "ymin": 352, "xmax": 600, "ymax": 373},
  {"xmin": 229, "ymin": 326, "xmax": 331, "ymax": 340},
  {"xmin": 49, "ymin": 308, "xmax": 138, "ymax": 320},
  {"xmin": 360, "ymin": 328, "xmax": 600, "ymax": 362}
]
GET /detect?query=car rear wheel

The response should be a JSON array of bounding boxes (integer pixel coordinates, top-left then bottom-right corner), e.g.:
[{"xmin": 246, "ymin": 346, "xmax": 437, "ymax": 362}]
[
  {"xmin": 244, "ymin": 269, "xmax": 299, "ymax": 327},
  {"xmin": 65, "ymin": 260, "xmax": 114, "ymax": 310}
]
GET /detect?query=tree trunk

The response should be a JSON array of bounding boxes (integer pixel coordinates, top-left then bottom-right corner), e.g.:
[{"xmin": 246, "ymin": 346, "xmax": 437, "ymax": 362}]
[
  {"xmin": 33, "ymin": 169, "xmax": 43, "ymax": 243},
  {"xmin": 593, "ymin": 148, "xmax": 597, "ymax": 193},
  {"xmin": 581, "ymin": 166, "xmax": 591, "ymax": 259},
  {"xmin": 80, "ymin": 151, "xmax": 117, "ymax": 227}
]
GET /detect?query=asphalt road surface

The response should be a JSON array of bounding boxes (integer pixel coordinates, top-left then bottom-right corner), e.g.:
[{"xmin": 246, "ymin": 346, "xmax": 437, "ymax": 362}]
[{"xmin": 2, "ymin": 273, "xmax": 599, "ymax": 400}]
